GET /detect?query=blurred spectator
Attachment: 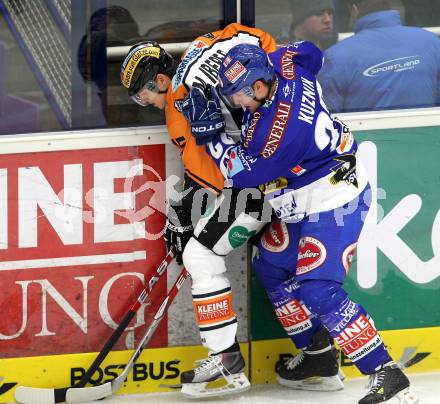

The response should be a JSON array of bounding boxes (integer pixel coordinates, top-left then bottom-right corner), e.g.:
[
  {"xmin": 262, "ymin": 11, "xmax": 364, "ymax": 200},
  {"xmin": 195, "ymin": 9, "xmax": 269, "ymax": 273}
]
[
  {"xmin": 335, "ymin": 0, "xmax": 404, "ymax": 30},
  {"xmin": 402, "ymin": 0, "xmax": 440, "ymax": 27},
  {"xmin": 143, "ymin": 19, "xmax": 219, "ymax": 43},
  {"xmin": 318, "ymin": 0, "xmax": 440, "ymax": 113},
  {"xmin": 77, "ymin": 5, "xmax": 154, "ymax": 126},
  {"xmin": 77, "ymin": 5, "xmax": 140, "ymax": 101},
  {"xmin": 289, "ymin": 0, "xmax": 337, "ymax": 49}
]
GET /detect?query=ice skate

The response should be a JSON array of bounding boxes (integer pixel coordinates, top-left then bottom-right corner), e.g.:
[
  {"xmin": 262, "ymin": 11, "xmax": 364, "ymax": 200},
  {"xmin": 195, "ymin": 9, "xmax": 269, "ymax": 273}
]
[
  {"xmin": 276, "ymin": 328, "xmax": 344, "ymax": 391},
  {"xmin": 180, "ymin": 349, "xmax": 250, "ymax": 399},
  {"xmin": 359, "ymin": 362, "xmax": 419, "ymax": 404}
]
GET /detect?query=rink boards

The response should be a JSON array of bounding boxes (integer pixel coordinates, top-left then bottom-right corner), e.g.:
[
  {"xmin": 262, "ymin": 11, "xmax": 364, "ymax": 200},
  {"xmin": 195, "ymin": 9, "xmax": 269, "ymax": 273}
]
[
  {"xmin": 0, "ymin": 344, "xmax": 250, "ymax": 399},
  {"xmin": 0, "ymin": 326, "xmax": 439, "ymax": 402},
  {"xmin": 251, "ymin": 326, "xmax": 440, "ymax": 384}
]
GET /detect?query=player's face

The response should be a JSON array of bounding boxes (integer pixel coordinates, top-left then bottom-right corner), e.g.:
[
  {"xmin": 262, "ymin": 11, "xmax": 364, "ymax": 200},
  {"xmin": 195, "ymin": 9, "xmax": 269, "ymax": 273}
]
[
  {"xmin": 133, "ymin": 88, "xmax": 166, "ymax": 109},
  {"xmin": 230, "ymin": 92, "xmax": 255, "ymax": 111},
  {"xmin": 132, "ymin": 80, "xmax": 167, "ymax": 110},
  {"xmin": 229, "ymin": 85, "xmax": 261, "ymax": 113}
]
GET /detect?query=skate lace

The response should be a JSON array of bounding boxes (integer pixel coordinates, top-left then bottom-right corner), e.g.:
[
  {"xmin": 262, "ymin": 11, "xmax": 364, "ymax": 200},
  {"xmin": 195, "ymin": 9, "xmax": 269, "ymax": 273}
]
[
  {"xmin": 285, "ymin": 351, "xmax": 305, "ymax": 370},
  {"xmin": 194, "ymin": 355, "xmax": 231, "ymax": 377},
  {"xmin": 365, "ymin": 368, "xmax": 386, "ymax": 395}
]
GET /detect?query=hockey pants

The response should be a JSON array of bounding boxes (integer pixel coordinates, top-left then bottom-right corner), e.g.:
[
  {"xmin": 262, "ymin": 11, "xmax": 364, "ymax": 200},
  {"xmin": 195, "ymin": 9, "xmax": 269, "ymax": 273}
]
[
  {"xmin": 182, "ymin": 187, "xmax": 272, "ymax": 352},
  {"xmin": 253, "ymin": 186, "xmax": 392, "ymax": 374}
]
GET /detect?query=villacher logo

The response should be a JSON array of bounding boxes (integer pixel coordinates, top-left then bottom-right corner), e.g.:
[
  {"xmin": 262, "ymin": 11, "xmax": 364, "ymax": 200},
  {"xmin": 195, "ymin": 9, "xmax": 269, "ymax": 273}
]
[{"xmin": 225, "ymin": 61, "xmax": 247, "ymax": 83}]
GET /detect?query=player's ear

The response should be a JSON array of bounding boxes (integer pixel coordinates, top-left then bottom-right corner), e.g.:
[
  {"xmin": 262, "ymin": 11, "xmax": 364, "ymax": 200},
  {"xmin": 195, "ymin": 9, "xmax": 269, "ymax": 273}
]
[
  {"xmin": 156, "ymin": 73, "xmax": 171, "ymax": 91},
  {"xmin": 253, "ymin": 80, "xmax": 269, "ymax": 98}
]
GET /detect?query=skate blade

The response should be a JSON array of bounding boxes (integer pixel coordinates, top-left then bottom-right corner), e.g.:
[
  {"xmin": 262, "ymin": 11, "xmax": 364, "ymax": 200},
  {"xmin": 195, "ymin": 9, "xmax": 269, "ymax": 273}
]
[
  {"xmin": 391, "ymin": 388, "xmax": 419, "ymax": 404},
  {"xmin": 181, "ymin": 372, "xmax": 250, "ymax": 399},
  {"xmin": 338, "ymin": 367, "xmax": 346, "ymax": 381},
  {"xmin": 276, "ymin": 374, "xmax": 344, "ymax": 391},
  {"xmin": 159, "ymin": 383, "xmax": 182, "ymax": 389}
]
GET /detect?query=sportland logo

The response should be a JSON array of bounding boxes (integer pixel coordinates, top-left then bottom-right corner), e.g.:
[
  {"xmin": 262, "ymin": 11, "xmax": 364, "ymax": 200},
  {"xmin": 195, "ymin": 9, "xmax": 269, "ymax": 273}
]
[
  {"xmin": 362, "ymin": 56, "xmax": 420, "ymax": 77},
  {"xmin": 356, "ymin": 142, "xmax": 440, "ymax": 288}
]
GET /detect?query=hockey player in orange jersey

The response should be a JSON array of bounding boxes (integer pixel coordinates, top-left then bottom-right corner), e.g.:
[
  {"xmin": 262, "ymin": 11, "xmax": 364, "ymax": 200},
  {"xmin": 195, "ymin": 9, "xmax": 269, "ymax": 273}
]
[{"xmin": 121, "ymin": 23, "xmax": 276, "ymax": 398}]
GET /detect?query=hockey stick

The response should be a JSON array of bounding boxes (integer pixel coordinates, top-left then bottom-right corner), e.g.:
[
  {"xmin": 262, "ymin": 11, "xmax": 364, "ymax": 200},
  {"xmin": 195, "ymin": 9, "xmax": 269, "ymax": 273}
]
[
  {"xmin": 64, "ymin": 267, "xmax": 190, "ymax": 403},
  {"xmin": 15, "ymin": 248, "xmax": 176, "ymax": 404}
]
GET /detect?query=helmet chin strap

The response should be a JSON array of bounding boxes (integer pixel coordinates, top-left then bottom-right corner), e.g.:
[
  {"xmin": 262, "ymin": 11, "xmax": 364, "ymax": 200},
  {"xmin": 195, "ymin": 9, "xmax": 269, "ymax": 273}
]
[
  {"xmin": 250, "ymin": 97, "xmax": 265, "ymax": 111},
  {"xmin": 253, "ymin": 95, "xmax": 266, "ymax": 103},
  {"xmin": 245, "ymin": 84, "xmax": 264, "ymax": 106}
]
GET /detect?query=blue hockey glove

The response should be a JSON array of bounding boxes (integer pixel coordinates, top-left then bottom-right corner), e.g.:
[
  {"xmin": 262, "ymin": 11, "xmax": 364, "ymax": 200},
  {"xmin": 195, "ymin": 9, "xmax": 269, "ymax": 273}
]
[{"xmin": 180, "ymin": 85, "xmax": 225, "ymax": 145}]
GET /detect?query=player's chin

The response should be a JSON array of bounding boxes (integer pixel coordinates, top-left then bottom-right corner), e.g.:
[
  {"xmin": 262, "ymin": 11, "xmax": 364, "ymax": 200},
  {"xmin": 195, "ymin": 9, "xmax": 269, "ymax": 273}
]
[
  {"xmin": 154, "ymin": 101, "xmax": 166, "ymax": 110},
  {"xmin": 244, "ymin": 105, "xmax": 257, "ymax": 113}
]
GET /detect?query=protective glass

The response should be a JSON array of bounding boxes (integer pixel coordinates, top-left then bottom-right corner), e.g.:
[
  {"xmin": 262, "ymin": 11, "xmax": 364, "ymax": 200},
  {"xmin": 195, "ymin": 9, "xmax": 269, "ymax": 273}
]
[{"xmin": 130, "ymin": 80, "xmax": 160, "ymax": 106}]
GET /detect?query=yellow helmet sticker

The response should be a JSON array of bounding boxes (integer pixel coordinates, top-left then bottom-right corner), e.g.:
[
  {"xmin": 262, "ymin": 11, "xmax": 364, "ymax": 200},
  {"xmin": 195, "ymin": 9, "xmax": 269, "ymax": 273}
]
[{"xmin": 122, "ymin": 47, "xmax": 161, "ymax": 88}]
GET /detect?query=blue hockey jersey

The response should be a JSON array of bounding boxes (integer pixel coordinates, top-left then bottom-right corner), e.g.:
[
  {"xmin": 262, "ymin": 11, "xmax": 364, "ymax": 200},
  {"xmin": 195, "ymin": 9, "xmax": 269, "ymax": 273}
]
[{"xmin": 208, "ymin": 41, "xmax": 368, "ymax": 221}]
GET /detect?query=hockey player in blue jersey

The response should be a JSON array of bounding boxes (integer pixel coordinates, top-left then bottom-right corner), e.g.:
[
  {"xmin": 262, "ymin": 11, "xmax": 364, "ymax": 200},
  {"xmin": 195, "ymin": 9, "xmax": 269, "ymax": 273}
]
[{"xmin": 181, "ymin": 42, "xmax": 418, "ymax": 404}]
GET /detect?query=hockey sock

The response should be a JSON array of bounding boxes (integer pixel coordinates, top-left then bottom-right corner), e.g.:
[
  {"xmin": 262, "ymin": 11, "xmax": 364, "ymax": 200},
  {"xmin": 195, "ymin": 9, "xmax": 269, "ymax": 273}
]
[
  {"xmin": 253, "ymin": 254, "xmax": 321, "ymax": 348},
  {"xmin": 217, "ymin": 339, "xmax": 240, "ymax": 354},
  {"xmin": 183, "ymin": 238, "xmax": 238, "ymax": 352},
  {"xmin": 267, "ymin": 278, "xmax": 321, "ymax": 349},
  {"xmin": 192, "ymin": 277, "xmax": 238, "ymax": 353},
  {"xmin": 299, "ymin": 280, "xmax": 392, "ymax": 374}
]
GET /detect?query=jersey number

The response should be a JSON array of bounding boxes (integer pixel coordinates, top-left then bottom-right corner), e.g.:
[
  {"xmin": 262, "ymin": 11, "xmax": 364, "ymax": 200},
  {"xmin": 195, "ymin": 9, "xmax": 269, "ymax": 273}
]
[
  {"xmin": 314, "ymin": 111, "xmax": 339, "ymax": 151},
  {"xmin": 207, "ymin": 132, "xmax": 236, "ymax": 158},
  {"xmin": 207, "ymin": 133, "xmax": 236, "ymax": 179}
]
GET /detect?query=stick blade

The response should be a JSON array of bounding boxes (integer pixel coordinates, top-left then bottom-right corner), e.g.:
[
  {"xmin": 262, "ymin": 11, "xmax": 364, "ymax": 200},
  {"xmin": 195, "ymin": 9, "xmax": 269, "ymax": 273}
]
[
  {"xmin": 65, "ymin": 382, "xmax": 112, "ymax": 403},
  {"xmin": 15, "ymin": 386, "xmax": 60, "ymax": 404}
]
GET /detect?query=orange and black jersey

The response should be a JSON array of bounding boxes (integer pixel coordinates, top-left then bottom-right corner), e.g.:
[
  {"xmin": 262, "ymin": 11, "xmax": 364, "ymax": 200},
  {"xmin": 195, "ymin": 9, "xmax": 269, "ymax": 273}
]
[{"xmin": 165, "ymin": 23, "xmax": 276, "ymax": 195}]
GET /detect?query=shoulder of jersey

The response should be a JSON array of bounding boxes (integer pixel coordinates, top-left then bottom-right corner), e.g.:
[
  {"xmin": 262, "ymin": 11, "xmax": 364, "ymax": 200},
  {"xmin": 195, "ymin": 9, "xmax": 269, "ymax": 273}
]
[
  {"xmin": 172, "ymin": 37, "xmax": 211, "ymax": 90},
  {"xmin": 271, "ymin": 47, "xmax": 301, "ymax": 81},
  {"xmin": 172, "ymin": 24, "xmax": 271, "ymax": 91}
]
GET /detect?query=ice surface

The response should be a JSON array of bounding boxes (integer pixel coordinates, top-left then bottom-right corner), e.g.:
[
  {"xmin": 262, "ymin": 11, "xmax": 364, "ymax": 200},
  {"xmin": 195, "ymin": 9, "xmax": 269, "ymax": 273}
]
[{"xmin": 103, "ymin": 372, "xmax": 439, "ymax": 403}]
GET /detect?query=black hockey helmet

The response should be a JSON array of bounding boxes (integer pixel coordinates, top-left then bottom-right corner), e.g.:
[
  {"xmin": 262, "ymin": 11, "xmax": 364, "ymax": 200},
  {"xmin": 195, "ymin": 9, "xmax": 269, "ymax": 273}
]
[{"xmin": 120, "ymin": 41, "xmax": 176, "ymax": 96}]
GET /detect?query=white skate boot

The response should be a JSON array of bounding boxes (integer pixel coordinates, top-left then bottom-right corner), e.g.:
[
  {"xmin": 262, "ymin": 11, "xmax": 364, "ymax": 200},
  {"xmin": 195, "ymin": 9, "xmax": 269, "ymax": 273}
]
[{"xmin": 181, "ymin": 349, "xmax": 250, "ymax": 399}]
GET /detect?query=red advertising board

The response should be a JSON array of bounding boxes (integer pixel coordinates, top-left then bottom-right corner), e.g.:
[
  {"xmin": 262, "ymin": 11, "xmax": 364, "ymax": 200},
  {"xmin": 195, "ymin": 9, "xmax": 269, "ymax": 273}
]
[{"xmin": 0, "ymin": 145, "xmax": 167, "ymax": 358}]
